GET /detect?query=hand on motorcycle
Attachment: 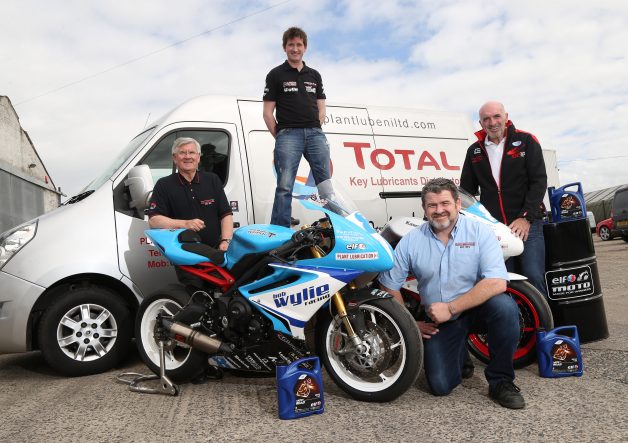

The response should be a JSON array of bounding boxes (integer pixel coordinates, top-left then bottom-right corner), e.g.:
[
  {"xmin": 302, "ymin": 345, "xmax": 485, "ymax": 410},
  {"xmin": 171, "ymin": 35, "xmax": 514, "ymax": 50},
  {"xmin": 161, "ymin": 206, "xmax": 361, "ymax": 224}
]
[
  {"xmin": 509, "ymin": 217, "xmax": 530, "ymax": 241},
  {"xmin": 417, "ymin": 321, "xmax": 439, "ymax": 339},
  {"xmin": 184, "ymin": 218, "xmax": 206, "ymax": 231}
]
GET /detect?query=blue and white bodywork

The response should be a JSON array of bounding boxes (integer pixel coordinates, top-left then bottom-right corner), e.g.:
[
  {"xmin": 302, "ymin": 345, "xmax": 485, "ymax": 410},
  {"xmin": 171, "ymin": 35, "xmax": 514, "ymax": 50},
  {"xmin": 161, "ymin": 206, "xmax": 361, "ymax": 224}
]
[{"xmin": 146, "ymin": 179, "xmax": 394, "ymax": 340}]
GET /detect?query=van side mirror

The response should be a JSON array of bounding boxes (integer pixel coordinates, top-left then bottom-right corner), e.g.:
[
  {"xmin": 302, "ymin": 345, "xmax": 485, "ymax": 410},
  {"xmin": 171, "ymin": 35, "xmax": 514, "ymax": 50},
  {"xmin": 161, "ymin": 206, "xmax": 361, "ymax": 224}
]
[{"xmin": 125, "ymin": 165, "xmax": 154, "ymax": 212}]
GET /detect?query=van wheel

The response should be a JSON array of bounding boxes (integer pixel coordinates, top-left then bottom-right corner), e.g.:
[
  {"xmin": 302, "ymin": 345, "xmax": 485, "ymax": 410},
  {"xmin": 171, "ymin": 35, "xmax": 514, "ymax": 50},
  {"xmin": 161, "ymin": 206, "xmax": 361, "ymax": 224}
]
[
  {"xmin": 599, "ymin": 226, "xmax": 611, "ymax": 241},
  {"xmin": 38, "ymin": 284, "xmax": 132, "ymax": 376}
]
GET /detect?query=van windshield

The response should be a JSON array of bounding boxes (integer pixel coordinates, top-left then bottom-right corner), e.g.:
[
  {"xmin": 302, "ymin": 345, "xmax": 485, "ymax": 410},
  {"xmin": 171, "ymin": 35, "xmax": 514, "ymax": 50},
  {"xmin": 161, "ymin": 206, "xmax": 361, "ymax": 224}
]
[{"xmin": 79, "ymin": 127, "xmax": 156, "ymax": 195}]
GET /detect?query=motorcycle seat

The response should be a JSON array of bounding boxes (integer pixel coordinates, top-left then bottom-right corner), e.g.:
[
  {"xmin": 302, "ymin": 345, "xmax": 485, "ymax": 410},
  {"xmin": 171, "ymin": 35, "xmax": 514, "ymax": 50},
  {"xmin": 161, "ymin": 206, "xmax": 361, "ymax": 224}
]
[{"xmin": 177, "ymin": 230, "xmax": 225, "ymax": 266}]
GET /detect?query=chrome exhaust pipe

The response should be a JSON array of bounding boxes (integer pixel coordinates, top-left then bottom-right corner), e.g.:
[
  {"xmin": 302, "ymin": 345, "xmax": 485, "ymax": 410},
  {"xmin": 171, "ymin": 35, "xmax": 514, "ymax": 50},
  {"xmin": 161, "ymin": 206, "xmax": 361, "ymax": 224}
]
[{"xmin": 162, "ymin": 318, "xmax": 232, "ymax": 354}]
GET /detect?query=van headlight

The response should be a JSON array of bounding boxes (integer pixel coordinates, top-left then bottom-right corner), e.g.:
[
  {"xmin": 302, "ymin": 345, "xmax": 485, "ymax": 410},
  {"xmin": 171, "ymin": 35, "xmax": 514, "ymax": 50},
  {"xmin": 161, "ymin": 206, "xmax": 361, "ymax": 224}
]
[{"xmin": 0, "ymin": 220, "xmax": 38, "ymax": 270}]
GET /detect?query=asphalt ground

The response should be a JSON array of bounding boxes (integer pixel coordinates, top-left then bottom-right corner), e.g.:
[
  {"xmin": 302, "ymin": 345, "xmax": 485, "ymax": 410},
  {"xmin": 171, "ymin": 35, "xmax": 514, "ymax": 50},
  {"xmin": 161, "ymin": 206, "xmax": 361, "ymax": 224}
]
[{"xmin": 1, "ymin": 235, "xmax": 627, "ymax": 442}]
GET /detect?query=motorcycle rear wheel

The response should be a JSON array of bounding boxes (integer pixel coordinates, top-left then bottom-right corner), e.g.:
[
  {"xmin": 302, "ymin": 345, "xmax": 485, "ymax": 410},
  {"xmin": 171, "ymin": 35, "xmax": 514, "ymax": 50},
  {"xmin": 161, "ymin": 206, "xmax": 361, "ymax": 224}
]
[
  {"xmin": 316, "ymin": 298, "xmax": 422, "ymax": 402},
  {"xmin": 467, "ymin": 280, "xmax": 554, "ymax": 368},
  {"xmin": 135, "ymin": 290, "xmax": 207, "ymax": 382}
]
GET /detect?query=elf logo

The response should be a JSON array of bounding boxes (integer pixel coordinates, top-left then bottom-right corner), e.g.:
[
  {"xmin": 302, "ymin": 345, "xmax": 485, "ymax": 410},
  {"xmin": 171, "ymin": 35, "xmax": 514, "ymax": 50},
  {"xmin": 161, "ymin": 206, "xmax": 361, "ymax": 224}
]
[
  {"xmin": 273, "ymin": 284, "xmax": 330, "ymax": 308},
  {"xmin": 551, "ymin": 270, "xmax": 589, "ymax": 284}
]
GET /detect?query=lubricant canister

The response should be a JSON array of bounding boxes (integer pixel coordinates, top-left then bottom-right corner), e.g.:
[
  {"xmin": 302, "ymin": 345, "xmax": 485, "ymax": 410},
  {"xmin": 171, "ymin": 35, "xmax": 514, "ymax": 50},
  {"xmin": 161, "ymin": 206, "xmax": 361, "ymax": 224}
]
[
  {"xmin": 276, "ymin": 356, "xmax": 324, "ymax": 419},
  {"xmin": 536, "ymin": 326, "xmax": 583, "ymax": 378},
  {"xmin": 548, "ymin": 183, "xmax": 586, "ymax": 222}
]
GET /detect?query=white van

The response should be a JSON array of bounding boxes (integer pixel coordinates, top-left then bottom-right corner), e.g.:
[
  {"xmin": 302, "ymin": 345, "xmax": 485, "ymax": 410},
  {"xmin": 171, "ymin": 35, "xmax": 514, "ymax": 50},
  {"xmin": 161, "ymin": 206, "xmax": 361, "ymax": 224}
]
[{"xmin": 0, "ymin": 95, "xmax": 556, "ymax": 375}]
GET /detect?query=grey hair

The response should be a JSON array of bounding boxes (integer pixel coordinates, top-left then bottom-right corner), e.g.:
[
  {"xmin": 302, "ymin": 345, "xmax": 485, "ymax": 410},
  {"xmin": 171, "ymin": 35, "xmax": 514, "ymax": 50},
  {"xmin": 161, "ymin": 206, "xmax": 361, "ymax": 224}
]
[
  {"xmin": 171, "ymin": 137, "xmax": 201, "ymax": 155},
  {"xmin": 421, "ymin": 178, "xmax": 459, "ymax": 205}
]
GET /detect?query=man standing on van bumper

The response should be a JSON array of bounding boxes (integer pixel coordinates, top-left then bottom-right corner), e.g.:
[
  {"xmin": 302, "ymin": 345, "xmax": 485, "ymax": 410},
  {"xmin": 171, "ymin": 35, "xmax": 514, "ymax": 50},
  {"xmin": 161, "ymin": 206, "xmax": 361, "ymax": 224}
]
[
  {"xmin": 263, "ymin": 26, "xmax": 330, "ymax": 227},
  {"xmin": 460, "ymin": 101, "xmax": 548, "ymax": 297}
]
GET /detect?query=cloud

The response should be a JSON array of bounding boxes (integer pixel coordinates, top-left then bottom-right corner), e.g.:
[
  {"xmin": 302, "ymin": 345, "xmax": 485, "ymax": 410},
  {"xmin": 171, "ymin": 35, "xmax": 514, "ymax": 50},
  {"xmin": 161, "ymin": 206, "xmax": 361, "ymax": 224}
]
[{"xmin": 1, "ymin": 0, "xmax": 627, "ymax": 196}]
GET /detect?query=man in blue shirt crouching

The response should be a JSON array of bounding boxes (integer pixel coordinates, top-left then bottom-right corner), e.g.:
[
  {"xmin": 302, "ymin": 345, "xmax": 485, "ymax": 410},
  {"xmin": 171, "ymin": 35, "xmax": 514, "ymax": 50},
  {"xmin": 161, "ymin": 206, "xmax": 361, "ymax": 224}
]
[{"xmin": 379, "ymin": 178, "xmax": 524, "ymax": 409}]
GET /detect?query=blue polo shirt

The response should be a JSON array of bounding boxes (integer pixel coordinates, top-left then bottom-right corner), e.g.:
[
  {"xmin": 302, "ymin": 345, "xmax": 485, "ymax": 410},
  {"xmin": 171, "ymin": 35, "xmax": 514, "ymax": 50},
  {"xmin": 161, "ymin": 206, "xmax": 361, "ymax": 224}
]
[{"xmin": 378, "ymin": 214, "xmax": 508, "ymax": 307}]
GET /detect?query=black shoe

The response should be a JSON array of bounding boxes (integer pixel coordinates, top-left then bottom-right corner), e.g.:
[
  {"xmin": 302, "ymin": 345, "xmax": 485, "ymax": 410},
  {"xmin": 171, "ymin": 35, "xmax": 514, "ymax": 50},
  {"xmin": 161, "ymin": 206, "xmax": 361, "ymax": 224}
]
[
  {"xmin": 462, "ymin": 352, "xmax": 475, "ymax": 379},
  {"xmin": 489, "ymin": 381, "xmax": 525, "ymax": 409},
  {"xmin": 290, "ymin": 217, "xmax": 300, "ymax": 226}
]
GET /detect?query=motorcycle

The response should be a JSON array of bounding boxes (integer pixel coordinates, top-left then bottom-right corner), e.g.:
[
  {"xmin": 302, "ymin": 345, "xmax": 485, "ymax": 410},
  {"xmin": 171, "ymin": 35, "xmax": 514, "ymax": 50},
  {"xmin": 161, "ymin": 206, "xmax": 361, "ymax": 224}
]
[
  {"xmin": 379, "ymin": 188, "xmax": 553, "ymax": 368},
  {"xmin": 135, "ymin": 180, "xmax": 422, "ymax": 402}
]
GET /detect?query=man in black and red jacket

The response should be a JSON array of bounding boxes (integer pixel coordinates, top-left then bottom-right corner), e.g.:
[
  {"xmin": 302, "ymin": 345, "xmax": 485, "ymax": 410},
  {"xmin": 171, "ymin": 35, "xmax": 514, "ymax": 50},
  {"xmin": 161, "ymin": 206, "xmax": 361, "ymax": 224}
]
[{"xmin": 460, "ymin": 101, "xmax": 547, "ymax": 298}]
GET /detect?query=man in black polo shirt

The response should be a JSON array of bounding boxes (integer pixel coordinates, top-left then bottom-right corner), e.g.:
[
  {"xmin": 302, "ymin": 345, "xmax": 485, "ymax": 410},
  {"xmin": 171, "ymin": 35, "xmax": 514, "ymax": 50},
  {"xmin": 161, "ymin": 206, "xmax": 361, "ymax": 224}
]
[
  {"xmin": 148, "ymin": 137, "xmax": 233, "ymax": 251},
  {"xmin": 263, "ymin": 26, "xmax": 330, "ymax": 227}
]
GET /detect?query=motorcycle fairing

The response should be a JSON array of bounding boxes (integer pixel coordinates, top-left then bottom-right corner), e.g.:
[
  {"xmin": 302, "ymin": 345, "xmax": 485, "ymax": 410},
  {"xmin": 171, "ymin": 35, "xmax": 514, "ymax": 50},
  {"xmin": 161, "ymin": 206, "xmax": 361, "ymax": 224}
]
[
  {"xmin": 145, "ymin": 228, "xmax": 220, "ymax": 265},
  {"xmin": 298, "ymin": 201, "xmax": 394, "ymax": 272},
  {"xmin": 242, "ymin": 263, "xmax": 349, "ymax": 339},
  {"xmin": 225, "ymin": 224, "xmax": 293, "ymax": 269},
  {"xmin": 207, "ymin": 330, "xmax": 308, "ymax": 373}
]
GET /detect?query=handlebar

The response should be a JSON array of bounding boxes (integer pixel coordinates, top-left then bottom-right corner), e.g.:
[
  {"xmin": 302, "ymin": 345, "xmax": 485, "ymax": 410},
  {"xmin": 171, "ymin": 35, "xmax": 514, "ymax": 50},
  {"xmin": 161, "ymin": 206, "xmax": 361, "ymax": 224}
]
[{"xmin": 269, "ymin": 226, "xmax": 326, "ymax": 260}]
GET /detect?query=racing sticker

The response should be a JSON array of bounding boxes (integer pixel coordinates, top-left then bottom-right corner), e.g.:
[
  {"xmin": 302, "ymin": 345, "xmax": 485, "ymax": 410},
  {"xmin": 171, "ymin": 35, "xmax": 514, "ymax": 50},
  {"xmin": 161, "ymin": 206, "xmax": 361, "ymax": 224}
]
[
  {"xmin": 545, "ymin": 265, "xmax": 595, "ymax": 300},
  {"xmin": 335, "ymin": 252, "xmax": 379, "ymax": 260}
]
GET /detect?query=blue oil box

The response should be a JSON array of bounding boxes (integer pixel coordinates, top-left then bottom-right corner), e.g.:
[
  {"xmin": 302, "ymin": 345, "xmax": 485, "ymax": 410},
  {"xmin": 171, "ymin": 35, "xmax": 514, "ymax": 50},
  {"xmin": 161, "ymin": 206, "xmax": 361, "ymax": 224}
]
[
  {"xmin": 276, "ymin": 356, "xmax": 324, "ymax": 420},
  {"xmin": 536, "ymin": 326, "xmax": 583, "ymax": 378}
]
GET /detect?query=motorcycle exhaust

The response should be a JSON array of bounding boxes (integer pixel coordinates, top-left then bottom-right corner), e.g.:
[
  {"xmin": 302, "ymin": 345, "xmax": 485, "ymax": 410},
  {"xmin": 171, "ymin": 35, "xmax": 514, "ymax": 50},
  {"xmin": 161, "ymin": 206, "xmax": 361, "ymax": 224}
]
[{"xmin": 161, "ymin": 318, "xmax": 232, "ymax": 354}]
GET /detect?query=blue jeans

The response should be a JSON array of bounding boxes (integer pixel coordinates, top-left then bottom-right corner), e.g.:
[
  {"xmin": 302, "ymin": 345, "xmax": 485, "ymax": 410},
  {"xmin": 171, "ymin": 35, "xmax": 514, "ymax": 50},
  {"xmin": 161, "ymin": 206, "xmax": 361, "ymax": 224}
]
[
  {"xmin": 423, "ymin": 293, "xmax": 519, "ymax": 395},
  {"xmin": 270, "ymin": 127, "xmax": 331, "ymax": 227},
  {"xmin": 506, "ymin": 219, "xmax": 547, "ymax": 296}
]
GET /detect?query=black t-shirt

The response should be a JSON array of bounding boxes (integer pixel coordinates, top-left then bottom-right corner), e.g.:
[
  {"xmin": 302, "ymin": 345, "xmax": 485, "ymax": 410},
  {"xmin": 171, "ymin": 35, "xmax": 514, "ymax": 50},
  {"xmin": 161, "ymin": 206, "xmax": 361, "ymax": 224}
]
[
  {"xmin": 263, "ymin": 61, "xmax": 326, "ymax": 131},
  {"xmin": 148, "ymin": 171, "xmax": 232, "ymax": 247}
]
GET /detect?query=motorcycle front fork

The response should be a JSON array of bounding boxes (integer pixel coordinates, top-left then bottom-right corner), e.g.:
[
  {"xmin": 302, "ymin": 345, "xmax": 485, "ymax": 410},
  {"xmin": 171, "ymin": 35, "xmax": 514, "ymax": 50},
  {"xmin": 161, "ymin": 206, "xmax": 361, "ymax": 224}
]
[{"xmin": 309, "ymin": 243, "xmax": 365, "ymax": 353}]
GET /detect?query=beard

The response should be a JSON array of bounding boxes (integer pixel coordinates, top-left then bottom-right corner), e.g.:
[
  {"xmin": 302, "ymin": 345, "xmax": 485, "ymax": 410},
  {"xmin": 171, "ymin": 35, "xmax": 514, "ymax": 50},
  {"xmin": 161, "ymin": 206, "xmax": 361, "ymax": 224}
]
[{"xmin": 428, "ymin": 212, "xmax": 455, "ymax": 231}]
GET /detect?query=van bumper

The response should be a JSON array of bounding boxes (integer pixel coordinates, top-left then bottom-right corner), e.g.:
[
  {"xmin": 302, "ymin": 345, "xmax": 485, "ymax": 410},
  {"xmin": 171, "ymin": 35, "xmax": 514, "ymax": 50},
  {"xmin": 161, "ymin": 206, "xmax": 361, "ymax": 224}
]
[{"xmin": 0, "ymin": 271, "xmax": 45, "ymax": 353}]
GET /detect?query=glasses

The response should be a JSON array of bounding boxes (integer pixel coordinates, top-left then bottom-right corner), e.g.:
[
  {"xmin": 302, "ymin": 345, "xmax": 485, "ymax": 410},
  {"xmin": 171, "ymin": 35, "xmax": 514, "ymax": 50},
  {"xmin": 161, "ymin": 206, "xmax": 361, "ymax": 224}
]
[{"xmin": 176, "ymin": 150, "xmax": 199, "ymax": 157}]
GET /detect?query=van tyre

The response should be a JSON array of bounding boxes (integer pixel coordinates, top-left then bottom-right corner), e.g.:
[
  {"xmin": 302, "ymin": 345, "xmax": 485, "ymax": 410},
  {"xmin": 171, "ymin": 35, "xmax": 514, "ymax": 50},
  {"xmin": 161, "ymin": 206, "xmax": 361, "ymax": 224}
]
[
  {"xmin": 316, "ymin": 298, "xmax": 422, "ymax": 402},
  {"xmin": 38, "ymin": 284, "xmax": 132, "ymax": 376},
  {"xmin": 135, "ymin": 290, "xmax": 207, "ymax": 382},
  {"xmin": 467, "ymin": 280, "xmax": 553, "ymax": 369}
]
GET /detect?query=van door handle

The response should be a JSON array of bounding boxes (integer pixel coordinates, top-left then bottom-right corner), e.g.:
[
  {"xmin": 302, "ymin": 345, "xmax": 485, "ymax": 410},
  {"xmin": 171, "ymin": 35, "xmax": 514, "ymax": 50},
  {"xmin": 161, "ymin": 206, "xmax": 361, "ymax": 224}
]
[{"xmin": 233, "ymin": 222, "xmax": 240, "ymax": 228}]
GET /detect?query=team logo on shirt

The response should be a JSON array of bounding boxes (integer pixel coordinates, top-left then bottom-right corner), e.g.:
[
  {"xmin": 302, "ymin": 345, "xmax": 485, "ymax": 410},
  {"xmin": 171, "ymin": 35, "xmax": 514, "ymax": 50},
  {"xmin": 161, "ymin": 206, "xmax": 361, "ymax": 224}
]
[
  {"xmin": 200, "ymin": 199, "xmax": 215, "ymax": 206},
  {"xmin": 149, "ymin": 202, "xmax": 157, "ymax": 210},
  {"xmin": 473, "ymin": 147, "xmax": 482, "ymax": 155},
  {"xmin": 455, "ymin": 242, "xmax": 476, "ymax": 249},
  {"xmin": 283, "ymin": 81, "xmax": 298, "ymax": 92},
  {"xmin": 303, "ymin": 81, "xmax": 317, "ymax": 94},
  {"xmin": 507, "ymin": 147, "xmax": 524, "ymax": 158},
  {"xmin": 512, "ymin": 141, "xmax": 522, "ymax": 146}
]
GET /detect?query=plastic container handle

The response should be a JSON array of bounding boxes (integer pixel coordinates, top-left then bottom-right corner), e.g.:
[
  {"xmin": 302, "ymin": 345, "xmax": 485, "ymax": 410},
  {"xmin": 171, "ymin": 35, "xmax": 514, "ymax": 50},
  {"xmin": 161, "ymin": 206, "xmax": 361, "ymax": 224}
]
[
  {"xmin": 550, "ymin": 325, "xmax": 578, "ymax": 339},
  {"xmin": 561, "ymin": 183, "xmax": 583, "ymax": 194}
]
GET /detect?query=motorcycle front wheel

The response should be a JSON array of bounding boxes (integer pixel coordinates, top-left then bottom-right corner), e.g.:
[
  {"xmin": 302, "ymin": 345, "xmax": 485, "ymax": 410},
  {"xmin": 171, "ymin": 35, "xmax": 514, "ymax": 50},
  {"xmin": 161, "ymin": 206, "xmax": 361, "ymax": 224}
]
[
  {"xmin": 316, "ymin": 298, "xmax": 422, "ymax": 402},
  {"xmin": 467, "ymin": 279, "xmax": 554, "ymax": 368},
  {"xmin": 135, "ymin": 290, "xmax": 207, "ymax": 382}
]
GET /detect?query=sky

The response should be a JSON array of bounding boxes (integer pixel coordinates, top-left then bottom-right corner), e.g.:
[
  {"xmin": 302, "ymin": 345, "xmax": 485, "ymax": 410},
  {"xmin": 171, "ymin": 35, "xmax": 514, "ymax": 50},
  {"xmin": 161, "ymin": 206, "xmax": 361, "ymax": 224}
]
[{"xmin": 2, "ymin": 0, "xmax": 628, "ymax": 198}]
